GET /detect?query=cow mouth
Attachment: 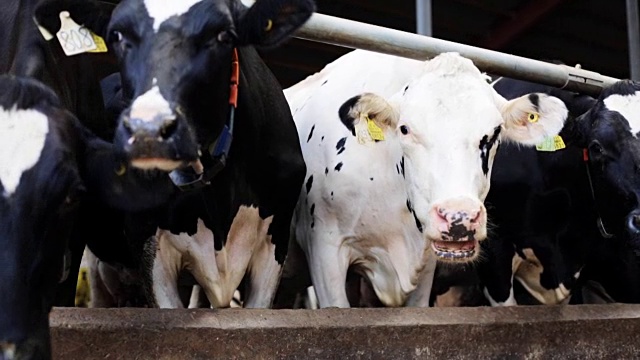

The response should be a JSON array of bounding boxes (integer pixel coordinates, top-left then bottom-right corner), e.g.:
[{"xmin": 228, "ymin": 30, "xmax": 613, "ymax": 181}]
[
  {"xmin": 130, "ymin": 158, "xmax": 184, "ymax": 172},
  {"xmin": 431, "ymin": 240, "xmax": 477, "ymax": 261}
]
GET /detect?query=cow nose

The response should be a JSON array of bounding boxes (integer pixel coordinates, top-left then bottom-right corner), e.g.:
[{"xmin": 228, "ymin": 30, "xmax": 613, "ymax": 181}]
[
  {"xmin": 626, "ymin": 211, "xmax": 640, "ymax": 234},
  {"xmin": 430, "ymin": 197, "xmax": 486, "ymax": 241},
  {"xmin": 0, "ymin": 342, "xmax": 16, "ymax": 360},
  {"xmin": 123, "ymin": 114, "xmax": 178, "ymax": 142}
]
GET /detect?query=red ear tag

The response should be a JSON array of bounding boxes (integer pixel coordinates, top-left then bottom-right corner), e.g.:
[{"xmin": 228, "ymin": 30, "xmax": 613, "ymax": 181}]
[{"xmin": 583, "ymin": 148, "xmax": 589, "ymax": 162}]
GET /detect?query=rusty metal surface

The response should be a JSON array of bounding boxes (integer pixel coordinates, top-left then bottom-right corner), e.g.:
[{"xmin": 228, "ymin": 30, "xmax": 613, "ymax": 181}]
[{"xmin": 51, "ymin": 305, "xmax": 640, "ymax": 359}]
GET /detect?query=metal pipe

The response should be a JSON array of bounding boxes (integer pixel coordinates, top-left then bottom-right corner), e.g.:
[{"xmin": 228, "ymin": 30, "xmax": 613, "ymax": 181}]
[
  {"xmin": 295, "ymin": 13, "xmax": 620, "ymax": 96},
  {"xmin": 626, "ymin": 0, "xmax": 640, "ymax": 81},
  {"xmin": 416, "ymin": 0, "xmax": 432, "ymax": 36}
]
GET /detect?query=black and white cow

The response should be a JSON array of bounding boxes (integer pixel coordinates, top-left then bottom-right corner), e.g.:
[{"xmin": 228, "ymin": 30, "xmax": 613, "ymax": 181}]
[
  {"xmin": 286, "ymin": 50, "xmax": 568, "ymax": 308},
  {"xmin": 36, "ymin": 0, "xmax": 313, "ymax": 308},
  {"xmin": 478, "ymin": 77, "xmax": 640, "ymax": 305},
  {"xmin": 0, "ymin": 74, "xmax": 172, "ymax": 360}
]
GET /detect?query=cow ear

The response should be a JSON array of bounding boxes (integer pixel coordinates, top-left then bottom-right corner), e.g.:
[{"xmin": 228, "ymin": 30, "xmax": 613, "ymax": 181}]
[
  {"xmin": 34, "ymin": 0, "xmax": 113, "ymax": 39},
  {"xmin": 236, "ymin": 0, "xmax": 315, "ymax": 48},
  {"xmin": 338, "ymin": 93, "xmax": 398, "ymax": 137},
  {"xmin": 500, "ymin": 93, "xmax": 568, "ymax": 145}
]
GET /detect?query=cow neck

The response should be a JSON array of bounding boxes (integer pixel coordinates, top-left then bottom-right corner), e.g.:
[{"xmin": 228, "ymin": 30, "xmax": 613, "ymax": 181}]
[
  {"xmin": 582, "ymin": 148, "xmax": 615, "ymax": 239},
  {"xmin": 169, "ymin": 48, "xmax": 239, "ymax": 191}
]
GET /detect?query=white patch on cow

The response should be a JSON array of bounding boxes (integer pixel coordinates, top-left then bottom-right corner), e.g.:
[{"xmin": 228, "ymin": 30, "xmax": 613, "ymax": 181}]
[
  {"xmin": 129, "ymin": 85, "xmax": 173, "ymax": 123},
  {"xmin": 603, "ymin": 91, "xmax": 640, "ymax": 136},
  {"xmin": 131, "ymin": 158, "xmax": 182, "ymax": 171},
  {"xmin": 150, "ymin": 206, "xmax": 276, "ymax": 308},
  {"xmin": 143, "ymin": 0, "xmax": 204, "ymax": 32},
  {"xmin": 0, "ymin": 106, "xmax": 48, "ymax": 197},
  {"xmin": 513, "ymin": 248, "xmax": 572, "ymax": 305},
  {"xmin": 484, "ymin": 286, "xmax": 517, "ymax": 306}
]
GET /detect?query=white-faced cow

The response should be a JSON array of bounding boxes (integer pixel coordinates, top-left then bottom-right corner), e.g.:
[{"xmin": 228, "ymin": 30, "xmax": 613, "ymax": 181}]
[
  {"xmin": 287, "ymin": 50, "xmax": 568, "ymax": 308},
  {"xmin": 36, "ymin": 0, "xmax": 313, "ymax": 308},
  {"xmin": 477, "ymin": 77, "xmax": 640, "ymax": 306},
  {"xmin": 0, "ymin": 74, "xmax": 170, "ymax": 360}
]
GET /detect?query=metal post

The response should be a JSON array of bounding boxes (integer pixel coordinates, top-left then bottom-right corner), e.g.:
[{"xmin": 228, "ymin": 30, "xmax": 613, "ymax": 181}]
[
  {"xmin": 295, "ymin": 13, "xmax": 620, "ymax": 96},
  {"xmin": 626, "ymin": 0, "xmax": 640, "ymax": 81},
  {"xmin": 416, "ymin": 0, "xmax": 432, "ymax": 36}
]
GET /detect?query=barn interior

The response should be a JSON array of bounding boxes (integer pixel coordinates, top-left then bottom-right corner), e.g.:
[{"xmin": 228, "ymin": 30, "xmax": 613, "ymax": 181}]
[{"xmin": 261, "ymin": 0, "xmax": 636, "ymax": 88}]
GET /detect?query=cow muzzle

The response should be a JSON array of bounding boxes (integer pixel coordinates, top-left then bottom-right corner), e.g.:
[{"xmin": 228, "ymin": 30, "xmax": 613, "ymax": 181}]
[{"xmin": 427, "ymin": 197, "xmax": 486, "ymax": 262}]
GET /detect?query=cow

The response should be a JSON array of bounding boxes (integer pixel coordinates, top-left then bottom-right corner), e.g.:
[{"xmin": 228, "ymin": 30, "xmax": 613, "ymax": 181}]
[
  {"xmin": 35, "ymin": 0, "xmax": 314, "ymax": 308},
  {"xmin": 0, "ymin": 74, "xmax": 176, "ymax": 360},
  {"xmin": 285, "ymin": 50, "xmax": 568, "ymax": 308},
  {"xmin": 478, "ymin": 77, "xmax": 640, "ymax": 306}
]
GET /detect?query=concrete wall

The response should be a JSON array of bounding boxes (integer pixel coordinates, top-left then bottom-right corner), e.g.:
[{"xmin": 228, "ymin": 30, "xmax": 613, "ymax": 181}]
[{"xmin": 51, "ymin": 305, "xmax": 640, "ymax": 359}]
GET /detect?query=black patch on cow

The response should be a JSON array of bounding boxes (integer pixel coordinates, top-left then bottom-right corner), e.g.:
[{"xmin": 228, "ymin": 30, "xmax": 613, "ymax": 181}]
[
  {"xmin": 334, "ymin": 162, "xmax": 343, "ymax": 172},
  {"xmin": 306, "ymin": 175, "xmax": 314, "ymax": 194},
  {"xmin": 336, "ymin": 137, "xmax": 347, "ymax": 154},
  {"xmin": 443, "ymin": 221, "xmax": 476, "ymax": 241},
  {"xmin": 406, "ymin": 199, "xmax": 423, "ymax": 233},
  {"xmin": 396, "ymin": 164, "xmax": 400, "ymax": 174},
  {"xmin": 338, "ymin": 96, "xmax": 360, "ymax": 136},
  {"xmin": 331, "ymin": 191, "xmax": 334, "ymax": 200},
  {"xmin": 400, "ymin": 157, "xmax": 405, "ymax": 178},
  {"xmin": 403, "ymin": 85, "xmax": 409, "ymax": 95},
  {"xmin": 307, "ymin": 125, "xmax": 315, "ymax": 142},
  {"xmin": 322, "ymin": 80, "xmax": 328, "ymax": 86},
  {"xmin": 310, "ymin": 203, "xmax": 315, "ymax": 228},
  {"xmin": 325, "ymin": 167, "xmax": 329, "ymax": 175},
  {"xmin": 321, "ymin": 136, "xmax": 325, "ymax": 141},
  {"xmin": 479, "ymin": 126, "xmax": 502, "ymax": 176},
  {"xmin": 528, "ymin": 93, "xmax": 540, "ymax": 111},
  {"xmin": 370, "ymin": 177, "xmax": 374, "ymax": 181}
]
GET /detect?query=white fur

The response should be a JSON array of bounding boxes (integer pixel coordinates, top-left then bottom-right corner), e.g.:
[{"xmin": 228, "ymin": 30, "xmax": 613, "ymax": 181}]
[
  {"xmin": 603, "ymin": 91, "xmax": 640, "ymax": 136},
  {"xmin": 143, "ymin": 0, "xmax": 204, "ymax": 31},
  {"xmin": 288, "ymin": 50, "xmax": 567, "ymax": 308},
  {"xmin": 0, "ymin": 106, "xmax": 48, "ymax": 197},
  {"xmin": 129, "ymin": 85, "xmax": 173, "ymax": 123},
  {"xmin": 484, "ymin": 286, "xmax": 517, "ymax": 306},
  {"xmin": 150, "ymin": 206, "xmax": 278, "ymax": 308}
]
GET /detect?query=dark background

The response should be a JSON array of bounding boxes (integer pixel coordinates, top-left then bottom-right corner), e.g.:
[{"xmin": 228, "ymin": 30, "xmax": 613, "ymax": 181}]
[{"xmin": 261, "ymin": 0, "xmax": 632, "ymax": 88}]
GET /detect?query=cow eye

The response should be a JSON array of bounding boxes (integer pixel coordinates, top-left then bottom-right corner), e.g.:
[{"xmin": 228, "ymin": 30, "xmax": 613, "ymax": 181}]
[
  {"xmin": 589, "ymin": 140, "xmax": 608, "ymax": 161},
  {"xmin": 111, "ymin": 30, "xmax": 123, "ymax": 43},
  {"xmin": 400, "ymin": 125, "xmax": 410, "ymax": 135},
  {"xmin": 217, "ymin": 30, "xmax": 233, "ymax": 45}
]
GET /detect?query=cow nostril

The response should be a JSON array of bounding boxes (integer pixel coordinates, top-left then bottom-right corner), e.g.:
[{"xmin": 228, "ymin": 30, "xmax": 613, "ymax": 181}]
[
  {"xmin": 160, "ymin": 119, "xmax": 178, "ymax": 140},
  {"xmin": 470, "ymin": 210, "xmax": 482, "ymax": 223},
  {"xmin": 436, "ymin": 208, "xmax": 448, "ymax": 221}
]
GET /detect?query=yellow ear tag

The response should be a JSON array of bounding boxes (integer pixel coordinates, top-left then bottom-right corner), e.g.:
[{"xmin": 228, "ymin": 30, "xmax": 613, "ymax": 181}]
[
  {"xmin": 87, "ymin": 32, "xmax": 108, "ymax": 53},
  {"xmin": 366, "ymin": 116, "xmax": 385, "ymax": 141},
  {"xmin": 536, "ymin": 135, "xmax": 566, "ymax": 152},
  {"xmin": 528, "ymin": 112, "xmax": 539, "ymax": 123},
  {"xmin": 75, "ymin": 267, "xmax": 91, "ymax": 307}
]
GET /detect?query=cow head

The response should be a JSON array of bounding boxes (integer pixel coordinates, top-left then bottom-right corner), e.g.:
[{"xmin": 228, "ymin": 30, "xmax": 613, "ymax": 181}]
[
  {"xmin": 576, "ymin": 80, "xmax": 640, "ymax": 246},
  {"xmin": 0, "ymin": 75, "xmax": 84, "ymax": 360},
  {"xmin": 86, "ymin": 0, "xmax": 312, "ymax": 172},
  {"xmin": 339, "ymin": 53, "xmax": 568, "ymax": 262}
]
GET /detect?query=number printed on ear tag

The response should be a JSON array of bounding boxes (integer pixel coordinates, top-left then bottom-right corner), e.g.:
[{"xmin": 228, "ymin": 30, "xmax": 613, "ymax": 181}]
[{"xmin": 56, "ymin": 11, "xmax": 98, "ymax": 56}]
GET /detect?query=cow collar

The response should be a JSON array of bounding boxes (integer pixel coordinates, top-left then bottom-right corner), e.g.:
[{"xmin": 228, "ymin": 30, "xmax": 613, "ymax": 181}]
[
  {"xmin": 169, "ymin": 48, "xmax": 239, "ymax": 191},
  {"xmin": 582, "ymin": 148, "xmax": 615, "ymax": 239}
]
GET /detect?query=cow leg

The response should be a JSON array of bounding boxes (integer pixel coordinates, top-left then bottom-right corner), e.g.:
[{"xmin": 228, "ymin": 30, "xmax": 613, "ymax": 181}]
[
  {"xmin": 478, "ymin": 239, "xmax": 518, "ymax": 306},
  {"xmin": 243, "ymin": 236, "xmax": 282, "ymax": 308},
  {"xmin": 142, "ymin": 236, "xmax": 183, "ymax": 308},
  {"xmin": 405, "ymin": 250, "xmax": 437, "ymax": 307},
  {"xmin": 306, "ymin": 239, "xmax": 351, "ymax": 308}
]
